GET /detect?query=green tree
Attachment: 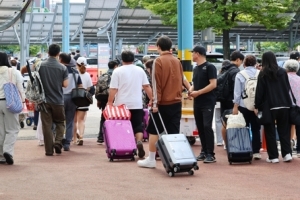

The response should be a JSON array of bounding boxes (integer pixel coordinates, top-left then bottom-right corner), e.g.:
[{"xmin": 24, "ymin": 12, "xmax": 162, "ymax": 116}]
[
  {"xmin": 260, "ymin": 42, "xmax": 289, "ymax": 53},
  {"xmin": 125, "ymin": 0, "xmax": 298, "ymax": 59}
]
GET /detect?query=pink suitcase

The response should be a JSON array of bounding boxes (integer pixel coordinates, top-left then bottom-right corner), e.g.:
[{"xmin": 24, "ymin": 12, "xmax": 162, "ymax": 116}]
[
  {"xmin": 103, "ymin": 120, "xmax": 137, "ymax": 161},
  {"xmin": 143, "ymin": 109, "xmax": 149, "ymax": 140}
]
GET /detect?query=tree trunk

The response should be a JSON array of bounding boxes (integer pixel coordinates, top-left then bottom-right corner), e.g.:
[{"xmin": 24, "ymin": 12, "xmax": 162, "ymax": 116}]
[{"xmin": 222, "ymin": 29, "xmax": 230, "ymax": 59}]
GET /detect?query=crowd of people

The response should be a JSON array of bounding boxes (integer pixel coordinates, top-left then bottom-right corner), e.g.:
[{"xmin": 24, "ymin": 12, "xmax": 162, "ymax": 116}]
[{"xmin": 0, "ymin": 35, "xmax": 300, "ymax": 169}]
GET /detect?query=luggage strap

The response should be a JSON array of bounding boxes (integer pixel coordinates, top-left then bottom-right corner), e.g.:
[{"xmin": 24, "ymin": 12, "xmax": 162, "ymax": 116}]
[{"xmin": 149, "ymin": 110, "xmax": 168, "ymax": 137}]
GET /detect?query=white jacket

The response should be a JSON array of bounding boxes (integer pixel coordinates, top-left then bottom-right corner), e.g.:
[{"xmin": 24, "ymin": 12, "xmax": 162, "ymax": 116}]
[{"xmin": 0, "ymin": 66, "xmax": 25, "ymax": 101}]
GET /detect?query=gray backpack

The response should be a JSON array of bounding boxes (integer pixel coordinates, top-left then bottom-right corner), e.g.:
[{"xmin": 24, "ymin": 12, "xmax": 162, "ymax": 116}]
[{"xmin": 25, "ymin": 61, "xmax": 47, "ymax": 111}]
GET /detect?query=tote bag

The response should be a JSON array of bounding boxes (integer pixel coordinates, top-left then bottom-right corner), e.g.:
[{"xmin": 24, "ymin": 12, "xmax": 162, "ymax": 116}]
[{"xmin": 3, "ymin": 68, "xmax": 23, "ymax": 113}]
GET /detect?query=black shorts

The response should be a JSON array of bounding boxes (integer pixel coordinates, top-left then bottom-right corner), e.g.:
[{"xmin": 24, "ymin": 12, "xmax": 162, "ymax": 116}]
[
  {"xmin": 146, "ymin": 102, "xmax": 181, "ymax": 135},
  {"xmin": 221, "ymin": 109, "xmax": 233, "ymax": 127},
  {"xmin": 129, "ymin": 109, "xmax": 144, "ymax": 134}
]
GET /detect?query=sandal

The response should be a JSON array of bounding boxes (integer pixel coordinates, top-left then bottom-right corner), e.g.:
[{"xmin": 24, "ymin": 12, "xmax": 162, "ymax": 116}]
[{"xmin": 77, "ymin": 139, "xmax": 83, "ymax": 146}]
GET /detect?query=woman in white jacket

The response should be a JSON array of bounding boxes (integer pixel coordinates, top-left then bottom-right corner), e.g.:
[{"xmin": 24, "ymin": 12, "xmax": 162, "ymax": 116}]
[{"xmin": 0, "ymin": 52, "xmax": 25, "ymax": 165}]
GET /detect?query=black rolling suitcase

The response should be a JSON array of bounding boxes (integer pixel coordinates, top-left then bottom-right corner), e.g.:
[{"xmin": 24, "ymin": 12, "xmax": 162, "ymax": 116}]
[
  {"xmin": 226, "ymin": 127, "xmax": 253, "ymax": 165},
  {"xmin": 150, "ymin": 111, "xmax": 199, "ymax": 177}
]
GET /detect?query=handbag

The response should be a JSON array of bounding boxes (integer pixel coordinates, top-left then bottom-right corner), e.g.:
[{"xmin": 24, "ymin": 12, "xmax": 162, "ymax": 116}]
[
  {"xmin": 225, "ymin": 111, "xmax": 246, "ymax": 129},
  {"xmin": 71, "ymin": 72, "xmax": 92, "ymax": 107},
  {"xmin": 103, "ymin": 104, "xmax": 131, "ymax": 120},
  {"xmin": 289, "ymin": 91, "xmax": 300, "ymax": 126},
  {"xmin": 3, "ymin": 68, "xmax": 23, "ymax": 113}
]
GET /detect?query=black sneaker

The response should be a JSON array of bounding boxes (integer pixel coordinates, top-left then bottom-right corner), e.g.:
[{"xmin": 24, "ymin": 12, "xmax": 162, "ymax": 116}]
[
  {"xmin": 196, "ymin": 152, "xmax": 206, "ymax": 161},
  {"xmin": 137, "ymin": 141, "xmax": 145, "ymax": 158},
  {"xmin": 97, "ymin": 137, "xmax": 104, "ymax": 144},
  {"xmin": 54, "ymin": 144, "xmax": 62, "ymax": 154},
  {"xmin": 3, "ymin": 152, "xmax": 14, "ymax": 165},
  {"xmin": 203, "ymin": 154, "xmax": 216, "ymax": 163}
]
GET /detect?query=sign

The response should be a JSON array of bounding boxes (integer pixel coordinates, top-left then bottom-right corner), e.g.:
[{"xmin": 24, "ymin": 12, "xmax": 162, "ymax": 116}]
[{"xmin": 98, "ymin": 43, "xmax": 110, "ymax": 69}]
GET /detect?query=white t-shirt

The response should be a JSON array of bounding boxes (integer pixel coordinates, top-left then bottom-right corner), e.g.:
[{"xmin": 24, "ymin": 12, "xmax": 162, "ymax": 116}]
[
  {"xmin": 110, "ymin": 64, "xmax": 149, "ymax": 109},
  {"xmin": 79, "ymin": 72, "xmax": 93, "ymax": 89}
]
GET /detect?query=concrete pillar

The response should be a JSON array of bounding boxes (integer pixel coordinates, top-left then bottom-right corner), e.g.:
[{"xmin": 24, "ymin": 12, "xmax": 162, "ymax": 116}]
[
  {"xmin": 236, "ymin": 34, "xmax": 240, "ymax": 51},
  {"xmin": 62, "ymin": 0, "xmax": 70, "ymax": 52},
  {"xmin": 177, "ymin": 0, "xmax": 193, "ymax": 82}
]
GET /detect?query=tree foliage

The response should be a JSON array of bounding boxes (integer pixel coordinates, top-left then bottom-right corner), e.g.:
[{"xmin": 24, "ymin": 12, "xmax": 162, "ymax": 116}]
[
  {"xmin": 125, "ymin": 0, "xmax": 297, "ymax": 58},
  {"xmin": 259, "ymin": 42, "xmax": 289, "ymax": 52}
]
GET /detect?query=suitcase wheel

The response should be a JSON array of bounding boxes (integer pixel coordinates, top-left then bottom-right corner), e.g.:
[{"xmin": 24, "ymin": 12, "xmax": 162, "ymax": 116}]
[
  {"xmin": 131, "ymin": 157, "xmax": 135, "ymax": 161},
  {"xmin": 20, "ymin": 121, "xmax": 25, "ymax": 128},
  {"xmin": 168, "ymin": 171, "xmax": 174, "ymax": 177},
  {"xmin": 188, "ymin": 170, "xmax": 194, "ymax": 176},
  {"xmin": 109, "ymin": 158, "xmax": 113, "ymax": 162},
  {"xmin": 193, "ymin": 165, "xmax": 199, "ymax": 170},
  {"xmin": 174, "ymin": 166, "xmax": 180, "ymax": 173},
  {"xmin": 249, "ymin": 161, "xmax": 252, "ymax": 164},
  {"xmin": 229, "ymin": 162, "xmax": 232, "ymax": 165},
  {"xmin": 133, "ymin": 149, "xmax": 137, "ymax": 156},
  {"xmin": 187, "ymin": 137, "xmax": 196, "ymax": 145}
]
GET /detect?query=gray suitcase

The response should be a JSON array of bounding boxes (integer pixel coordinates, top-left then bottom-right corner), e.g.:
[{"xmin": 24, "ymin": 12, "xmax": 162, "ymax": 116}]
[{"xmin": 150, "ymin": 111, "xmax": 199, "ymax": 177}]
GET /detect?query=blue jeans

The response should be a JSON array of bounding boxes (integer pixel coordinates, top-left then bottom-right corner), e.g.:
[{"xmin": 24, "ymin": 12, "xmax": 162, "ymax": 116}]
[
  {"xmin": 34, "ymin": 110, "xmax": 39, "ymax": 126},
  {"xmin": 64, "ymin": 94, "xmax": 77, "ymax": 146}
]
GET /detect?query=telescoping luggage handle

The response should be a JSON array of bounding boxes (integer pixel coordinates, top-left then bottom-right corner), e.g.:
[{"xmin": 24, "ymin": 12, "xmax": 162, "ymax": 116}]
[{"xmin": 149, "ymin": 109, "xmax": 168, "ymax": 137}]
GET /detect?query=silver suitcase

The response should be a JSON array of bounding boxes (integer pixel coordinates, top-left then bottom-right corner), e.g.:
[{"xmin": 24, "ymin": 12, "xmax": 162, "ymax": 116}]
[{"xmin": 151, "ymin": 111, "xmax": 199, "ymax": 177}]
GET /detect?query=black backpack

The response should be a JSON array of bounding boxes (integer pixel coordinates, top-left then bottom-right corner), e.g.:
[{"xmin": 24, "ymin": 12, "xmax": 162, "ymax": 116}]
[{"xmin": 215, "ymin": 67, "xmax": 237, "ymax": 101}]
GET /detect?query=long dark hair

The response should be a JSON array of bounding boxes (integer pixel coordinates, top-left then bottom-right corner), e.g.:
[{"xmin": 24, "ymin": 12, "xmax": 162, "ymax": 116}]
[
  {"xmin": 261, "ymin": 51, "xmax": 278, "ymax": 80},
  {"xmin": 0, "ymin": 52, "xmax": 11, "ymax": 67}
]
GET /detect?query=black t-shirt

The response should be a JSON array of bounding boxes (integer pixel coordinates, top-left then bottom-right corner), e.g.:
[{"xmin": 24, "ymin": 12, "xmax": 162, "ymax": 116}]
[{"xmin": 192, "ymin": 62, "xmax": 217, "ymax": 108}]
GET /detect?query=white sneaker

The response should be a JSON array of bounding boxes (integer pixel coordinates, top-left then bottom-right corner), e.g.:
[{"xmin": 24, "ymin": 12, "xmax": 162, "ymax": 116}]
[
  {"xmin": 283, "ymin": 153, "xmax": 293, "ymax": 162},
  {"xmin": 137, "ymin": 157, "xmax": 156, "ymax": 168},
  {"xmin": 217, "ymin": 143, "xmax": 223, "ymax": 146},
  {"xmin": 253, "ymin": 153, "xmax": 261, "ymax": 160},
  {"xmin": 38, "ymin": 140, "xmax": 44, "ymax": 146},
  {"xmin": 266, "ymin": 158, "xmax": 279, "ymax": 163},
  {"xmin": 224, "ymin": 145, "xmax": 226, "ymax": 150}
]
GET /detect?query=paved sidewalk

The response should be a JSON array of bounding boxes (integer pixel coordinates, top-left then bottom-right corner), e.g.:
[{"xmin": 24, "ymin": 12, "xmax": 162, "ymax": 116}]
[
  {"xmin": 2, "ymin": 101, "xmax": 299, "ymax": 199},
  {"xmin": 1, "ymin": 139, "xmax": 300, "ymax": 200}
]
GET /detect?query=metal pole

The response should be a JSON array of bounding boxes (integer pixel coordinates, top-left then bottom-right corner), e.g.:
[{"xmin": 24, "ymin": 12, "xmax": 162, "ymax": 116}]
[
  {"xmin": 177, "ymin": 0, "xmax": 193, "ymax": 82},
  {"xmin": 247, "ymin": 39, "xmax": 251, "ymax": 51},
  {"xmin": 236, "ymin": 34, "xmax": 240, "ymax": 51},
  {"xmin": 80, "ymin": 28, "xmax": 84, "ymax": 55},
  {"xmin": 62, "ymin": 0, "xmax": 70, "ymax": 52},
  {"xmin": 144, "ymin": 43, "xmax": 148, "ymax": 55},
  {"xmin": 118, "ymin": 38, "xmax": 123, "ymax": 55},
  {"xmin": 87, "ymin": 42, "xmax": 90, "ymax": 57},
  {"xmin": 20, "ymin": 13, "xmax": 26, "ymax": 67}
]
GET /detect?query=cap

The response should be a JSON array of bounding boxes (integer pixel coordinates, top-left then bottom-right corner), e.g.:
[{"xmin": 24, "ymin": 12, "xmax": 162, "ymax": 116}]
[
  {"xmin": 290, "ymin": 51, "xmax": 300, "ymax": 60},
  {"xmin": 191, "ymin": 46, "xmax": 206, "ymax": 56},
  {"xmin": 76, "ymin": 57, "xmax": 87, "ymax": 66}
]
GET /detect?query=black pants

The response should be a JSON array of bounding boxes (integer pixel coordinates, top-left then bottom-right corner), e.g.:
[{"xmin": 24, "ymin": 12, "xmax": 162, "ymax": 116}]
[
  {"xmin": 296, "ymin": 125, "xmax": 300, "ymax": 152},
  {"xmin": 238, "ymin": 107, "xmax": 261, "ymax": 153},
  {"xmin": 147, "ymin": 102, "xmax": 182, "ymax": 135},
  {"xmin": 264, "ymin": 109, "xmax": 291, "ymax": 159},
  {"xmin": 194, "ymin": 106, "xmax": 215, "ymax": 155},
  {"xmin": 97, "ymin": 100, "xmax": 107, "ymax": 140}
]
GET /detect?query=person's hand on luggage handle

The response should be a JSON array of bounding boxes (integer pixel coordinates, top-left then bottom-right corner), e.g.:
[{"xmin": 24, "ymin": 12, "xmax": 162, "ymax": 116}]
[
  {"xmin": 232, "ymin": 104, "xmax": 239, "ymax": 115},
  {"xmin": 107, "ymin": 101, "xmax": 113, "ymax": 106},
  {"xmin": 151, "ymin": 106, "xmax": 158, "ymax": 113}
]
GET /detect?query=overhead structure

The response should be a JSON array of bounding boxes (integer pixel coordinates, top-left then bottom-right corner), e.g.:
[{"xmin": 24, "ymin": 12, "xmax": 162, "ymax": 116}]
[{"xmin": 0, "ymin": 0, "xmax": 299, "ymax": 48}]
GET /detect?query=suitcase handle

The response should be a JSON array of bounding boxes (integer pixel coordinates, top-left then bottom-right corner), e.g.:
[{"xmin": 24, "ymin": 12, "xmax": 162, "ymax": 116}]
[{"xmin": 149, "ymin": 110, "xmax": 168, "ymax": 137}]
